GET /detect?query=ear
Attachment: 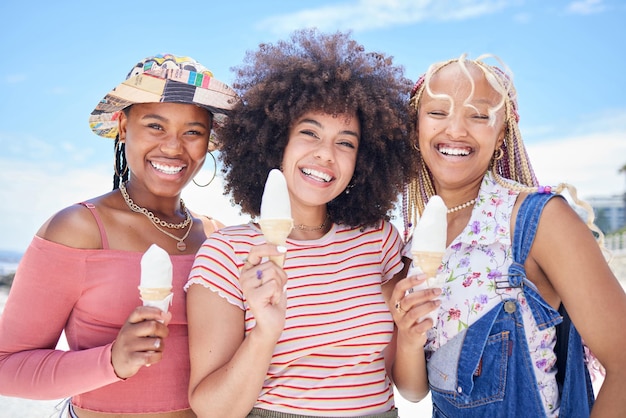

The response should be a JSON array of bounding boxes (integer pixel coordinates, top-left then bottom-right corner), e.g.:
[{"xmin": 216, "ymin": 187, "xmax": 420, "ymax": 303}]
[
  {"xmin": 117, "ymin": 110, "xmax": 128, "ymax": 142},
  {"xmin": 496, "ymin": 126, "xmax": 505, "ymax": 148}
]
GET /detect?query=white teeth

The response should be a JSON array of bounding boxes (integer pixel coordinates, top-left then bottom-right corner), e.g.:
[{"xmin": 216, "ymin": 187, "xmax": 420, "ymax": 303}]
[
  {"xmin": 302, "ymin": 168, "xmax": 332, "ymax": 182},
  {"xmin": 152, "ymin": 162, "xmax": 183, "ymax": 174},
  {"xmin": 438, "ymin": 146, "xmax": 470, "ymax": 156}
]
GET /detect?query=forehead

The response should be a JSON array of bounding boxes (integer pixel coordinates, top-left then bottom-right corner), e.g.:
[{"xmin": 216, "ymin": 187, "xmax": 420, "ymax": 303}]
[
  {"xmin": 295, "ymin": 110, "xmax": 360, "ymax": 131},
  {"xmin": 128, "ymin": 102, "xmax": 212, "ymax": 120},
  {"xmin": 427, "ymin": 62, "xmax": 500, "ymax": 102}
]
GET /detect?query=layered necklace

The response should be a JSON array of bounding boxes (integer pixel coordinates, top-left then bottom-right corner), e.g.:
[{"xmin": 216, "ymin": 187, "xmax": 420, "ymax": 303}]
[
  {"xmin": 119, "ymin": 182, "xmax": 193, "ymax": 251},
  {"xmin": 446, "ymin": 198, "xmax": 477, "ymax": 214}
]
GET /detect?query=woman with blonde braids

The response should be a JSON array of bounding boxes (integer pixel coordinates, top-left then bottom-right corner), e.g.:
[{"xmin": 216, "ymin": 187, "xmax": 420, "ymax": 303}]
[{"xmin": 390, "ymin": 54, "xmax": 626, "ymax": 417}]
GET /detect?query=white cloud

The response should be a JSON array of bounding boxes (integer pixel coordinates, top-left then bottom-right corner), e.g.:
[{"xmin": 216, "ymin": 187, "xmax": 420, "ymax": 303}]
[
  {"xmin": 256, "ymin": 0, "xmax": 511, "ymax": 34},
  {"xmin": 566, "ymin": 0, "xmax": 606, "ymax": 15},
  {"xmin": 527, "ymin": 132, "xmax": 626, "ymax": 200},
  {"xmin": 0, "ymin": 160, "xmax": 249, "ymax": 252}
]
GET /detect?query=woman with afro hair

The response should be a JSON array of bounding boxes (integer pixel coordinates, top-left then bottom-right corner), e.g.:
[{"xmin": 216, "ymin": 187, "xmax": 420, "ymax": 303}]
[{"xmin": 185, "ymin": 29, "xmax": 439, "ymax": 417}]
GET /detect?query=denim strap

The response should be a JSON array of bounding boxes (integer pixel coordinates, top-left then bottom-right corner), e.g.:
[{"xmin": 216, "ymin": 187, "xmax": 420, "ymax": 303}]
[{"xmin": 509, "ymin": 192, "xmax": 563, "ymax": 329}]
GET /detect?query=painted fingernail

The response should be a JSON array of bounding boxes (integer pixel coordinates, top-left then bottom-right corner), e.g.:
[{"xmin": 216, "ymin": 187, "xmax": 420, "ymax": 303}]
[
  {"xmin": 276, "ymin": 245, "xmax": 287, "ymax": 253},
  {"xmin": 154, "ymin": 338, "xmax": 161, "ymax": 349},
  {"xmin": 256, "ymin": 269, "xmax": 263, "ymax": 280}
]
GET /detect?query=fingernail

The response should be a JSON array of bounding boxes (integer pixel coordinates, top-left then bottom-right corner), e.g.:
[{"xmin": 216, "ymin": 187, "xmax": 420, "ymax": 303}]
[
  {"xmin": 145, "ymin": 363, "xmax": 151, "ymax": 367},
  {"xmin": 154, "ymin": 339, "xmax": 161, "ymax": 349},
  {"xmin": 276, "ymin": 245, "xmax": 287, "ymax": 253}
]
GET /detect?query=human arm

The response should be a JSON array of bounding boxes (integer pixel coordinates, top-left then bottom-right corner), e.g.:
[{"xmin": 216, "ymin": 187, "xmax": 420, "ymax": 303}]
[
  {"xmin": 528, "ymin": 197, "xmax": 626, "ymax": 417},
  {"xmin": 385, "ymin": 258, "xmax": 441, "ymax": 402},
  {"xmin": 187, "ymin": 243, "xmax": 288, "ymax": 418},
  {"xmin": 0, "ymin": 237, "xmax": 122, "ymax": 399},
  {"xmin": 0, "ymin": 204, "xmax": 172, "ymax": 399}
]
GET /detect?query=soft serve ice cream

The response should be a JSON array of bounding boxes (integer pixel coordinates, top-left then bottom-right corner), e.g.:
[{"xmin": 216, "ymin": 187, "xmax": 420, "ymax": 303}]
[{"xmin": 259, "ymin": 169, "xmax": 293, "ymax": 266}]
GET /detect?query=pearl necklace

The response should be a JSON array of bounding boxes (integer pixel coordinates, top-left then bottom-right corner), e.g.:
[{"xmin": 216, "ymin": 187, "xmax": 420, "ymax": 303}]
[
  {"xmin": 447, "ymin": 198, "xmax": 477, "ymax": 214},
  {"xmin": 294, "ymin": 215, "xmax": 330, "ymax": 232},
  {"xmin": 119, "ymin": 182, "xmax": 193, "ymax": 251}
]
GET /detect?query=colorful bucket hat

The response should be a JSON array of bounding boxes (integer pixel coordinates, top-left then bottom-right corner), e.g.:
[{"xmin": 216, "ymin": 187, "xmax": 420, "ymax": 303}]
[{"xmin": 89, "ymin": 53, "xmax": 238, "ymax": 139}]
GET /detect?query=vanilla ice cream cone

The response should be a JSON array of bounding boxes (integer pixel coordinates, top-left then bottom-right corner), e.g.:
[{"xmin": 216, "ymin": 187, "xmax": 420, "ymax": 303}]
[
  {"xmin": 259, "ymin": 218, "xmax": 293, "ymax": 267},
  {"xmin": 139, "ymin": 244, "xmax": 174, "ymax": 313},
  {"xmin": 260, "ymin": 169, "xmax": 293, "ymax": 267}
]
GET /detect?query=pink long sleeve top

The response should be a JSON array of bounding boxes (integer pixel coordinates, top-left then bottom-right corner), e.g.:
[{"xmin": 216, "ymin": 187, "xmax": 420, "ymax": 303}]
[{"xmin": 0, "ymin": 236, "xmax": 194, "ymax": 414}]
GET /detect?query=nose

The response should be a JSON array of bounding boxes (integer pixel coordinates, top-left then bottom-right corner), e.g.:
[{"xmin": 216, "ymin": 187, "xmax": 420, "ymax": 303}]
[
  {"xmin": 445, "ymin": 113, "xmax": 468, "ymax": 139},
  {"xmin": 160, "ymin": 132, "xmax": 183, "ymax": 155},
  {"xmin": 313, "ymin": 139, "xmax": 335, "ymax": 162}
]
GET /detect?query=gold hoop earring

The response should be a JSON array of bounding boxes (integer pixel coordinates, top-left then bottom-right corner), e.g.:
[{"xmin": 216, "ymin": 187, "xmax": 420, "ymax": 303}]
[
  {"xmin": 413, "ymin": 143, "xmax": 420, "ymax": 152},
  {"xmin": 493, "ymin": 148, "xmax": 504, "ymax": 161},
  {"xmin": 193, "ymin": 151, "xmax": 217, "ymax": 188}
]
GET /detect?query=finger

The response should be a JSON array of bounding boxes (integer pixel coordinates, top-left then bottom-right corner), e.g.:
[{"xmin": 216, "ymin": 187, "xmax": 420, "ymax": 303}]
[
  {"xmin": 242, "ymin": 245, "xmax": 288, "ymax": 271},
  {"xmin": 141, "ymin": 350, "xmax": 165, "ymax": 368},
  {"xmin": 126, "ymin": 306, "xmax": 170, "ymax": 325}
]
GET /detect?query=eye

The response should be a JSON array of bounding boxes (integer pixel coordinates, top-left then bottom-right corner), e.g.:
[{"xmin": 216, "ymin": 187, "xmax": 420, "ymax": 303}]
[
  {"xmin": 300, "ymin": 129, "xmax": 319, "ymax": 139},
  {"xmin": 185, "ymin": 129, "xmax": 204, "ymax": 136},
  {"xmin": 147, "ymin": 123, "xmax": 164, "ymax": 131},
  {"xmin": 337, "ymin": 139, "xmax": 356, "ymax": 149},
  {"xmin": 427, "ymin": 110, "xmax": 447, "ymax": 118}
]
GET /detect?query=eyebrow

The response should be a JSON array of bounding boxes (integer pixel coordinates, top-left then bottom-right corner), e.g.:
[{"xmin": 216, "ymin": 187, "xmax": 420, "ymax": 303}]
[
  {"xmin": 141, "ymin": 113, "xmax": 209, "ymax": 129},
  {"xmin": 298, "ymin": 118, "xmax": 360, "ymax": 139}
]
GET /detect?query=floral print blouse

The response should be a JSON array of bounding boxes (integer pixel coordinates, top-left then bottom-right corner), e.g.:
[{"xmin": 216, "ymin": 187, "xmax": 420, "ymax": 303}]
[{"xmin": 404, "ymin": 171, "xmax": 559, "ymax": 415}]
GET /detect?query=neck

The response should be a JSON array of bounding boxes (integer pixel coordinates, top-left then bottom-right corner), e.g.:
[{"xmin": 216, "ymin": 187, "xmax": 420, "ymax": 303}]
[{"xmin": 122, "ymin": 181, "xmax": 182, "ymax": 217}]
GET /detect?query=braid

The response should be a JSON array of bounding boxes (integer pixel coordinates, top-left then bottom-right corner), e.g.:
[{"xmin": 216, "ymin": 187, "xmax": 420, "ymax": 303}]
[{"xmin": 113, "ymin": 135, "xmax": 128, "ymax": 190}]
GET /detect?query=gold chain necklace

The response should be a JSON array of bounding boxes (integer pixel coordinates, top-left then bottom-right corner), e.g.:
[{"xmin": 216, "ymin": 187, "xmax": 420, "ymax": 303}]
[
  {"xmin": 294, "ymin": 214, "xmax": 330, "ymax": 231},
  {"xmin": 447, "ymin": 198, "xmax": 477, "ymax": 214},
  {"xmin": 119, "ymin": 182, "xmax": 193, "ymax": 251},
  {"xmin": 119, "ymin": 182, "xmax": 191, "ymax": 229}
]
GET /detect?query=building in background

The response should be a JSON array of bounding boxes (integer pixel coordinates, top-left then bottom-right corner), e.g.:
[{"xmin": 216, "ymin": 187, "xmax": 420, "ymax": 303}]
[{"xmin": 588, "ymin": 194, "xmax": 626, "ymax": 234}]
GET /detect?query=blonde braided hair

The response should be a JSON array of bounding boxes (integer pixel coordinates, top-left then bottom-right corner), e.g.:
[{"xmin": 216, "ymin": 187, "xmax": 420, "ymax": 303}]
[{"xmin": 404, "ymin": 53, "xmax": 605, "ymax": 249}]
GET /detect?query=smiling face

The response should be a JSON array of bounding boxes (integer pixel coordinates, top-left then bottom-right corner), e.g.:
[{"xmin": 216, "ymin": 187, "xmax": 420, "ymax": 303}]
[
  {"xmin": 119, "ymin": 102, "xmax": 212, "ymax": 197},
  {"xmin": 281, "ymin": 111, "xmax": 360, "ymax": 213},
  {"xmin": 418, "ymin": 62, "xmax": 505, "ymax": 192}
]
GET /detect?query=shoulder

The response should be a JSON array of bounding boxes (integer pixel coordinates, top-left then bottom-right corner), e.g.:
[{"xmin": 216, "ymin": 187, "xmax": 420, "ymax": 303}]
[
  {"xmin": 36, "ymin": 194, "xmax": 114, "ymax": 249},
  {"xmin": 192, "ymin": 212, "xmax": 226, "ymax": 236}
]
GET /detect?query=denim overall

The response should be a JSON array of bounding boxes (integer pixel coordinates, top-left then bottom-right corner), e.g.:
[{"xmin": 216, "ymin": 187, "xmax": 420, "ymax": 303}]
[{"xmin": 427, "ymin": 193, "xmax": 595, "ymax": 417}]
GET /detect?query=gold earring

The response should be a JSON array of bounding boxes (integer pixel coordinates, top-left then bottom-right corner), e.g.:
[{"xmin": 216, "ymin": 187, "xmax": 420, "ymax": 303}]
[
  {"xmin": 193, "ymin": 151, "xmax": 217, "ymax": 188},
  {"xmin": 493, "ymin": 148, "xmax": 504, "ymax": 161}
]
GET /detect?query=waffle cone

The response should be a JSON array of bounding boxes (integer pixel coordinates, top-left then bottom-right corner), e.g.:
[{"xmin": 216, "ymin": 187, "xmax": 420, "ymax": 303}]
[
  {"xmin": 412, "ymin": 251, "xmax": 444, "ymax": 279},
  {"xmin": 139, "ymin": 287, "xmax": 172, "ymax": 301},
  {"xmin": 259, "ymin": 218, "xmax": 293, "ymax": 267}
]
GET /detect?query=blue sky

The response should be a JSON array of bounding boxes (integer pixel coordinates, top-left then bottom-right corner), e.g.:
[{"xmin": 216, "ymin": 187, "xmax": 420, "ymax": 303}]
[{"xmin": 1, "ymin": 0, "xmax": 626, "ymax": 254}]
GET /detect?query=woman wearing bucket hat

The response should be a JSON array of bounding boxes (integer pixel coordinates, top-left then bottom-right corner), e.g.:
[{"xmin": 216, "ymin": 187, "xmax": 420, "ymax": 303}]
[{"xmin": 0, "ymin": 53, "xmax": 238, "ymax": 417}]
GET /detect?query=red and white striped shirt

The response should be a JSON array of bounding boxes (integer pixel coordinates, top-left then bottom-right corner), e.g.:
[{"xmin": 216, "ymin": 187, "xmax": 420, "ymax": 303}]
[{"xmin": 187, "ymin": 221, "xmax": 404, "ymax": 416}]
